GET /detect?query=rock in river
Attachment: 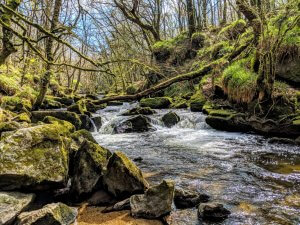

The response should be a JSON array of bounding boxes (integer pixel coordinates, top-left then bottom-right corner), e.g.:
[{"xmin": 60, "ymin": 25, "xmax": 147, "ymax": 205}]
[
  {"xmin": 104, "ymin": 151, "xmax": 149, "ymax": 199},
  {"xmin": 0, "ymin": 121, "xmax": 73, "ymax": 191},
  {"xmin": 122, "ymin": 107, "xmax": 156, "ymax": 116},
  {"xmin": 174, "ymin": 188, "xmax": 210, "ymax": 209},
  {"xmin": 113, "ymin": 115, "xmax": 154, "ymax": 134},
  {"xmin": 0, "ymin": 192, "xmax": 35, "ymax": 225},
  {"xmin": 140, "ymin": 97, "xmax": 171, "ymax": 109},
  {"xmin": 198, "ymin": 202, "xmax": 231, "ymax": 222},
  {"xmin": 162, "ymin": 112, "xmax": 180, "ymax": 128},
  {"xmin": 16, "ymin": 202, "xmax": 77, "ymax": 225},
  {"xmin": 130, "ymin": 180, "xmax": 175, "ymax": 219}
]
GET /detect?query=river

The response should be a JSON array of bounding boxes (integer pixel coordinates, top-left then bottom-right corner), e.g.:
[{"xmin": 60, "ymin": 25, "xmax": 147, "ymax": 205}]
[{"xmin": 92, "ymin": 102, "xmax": 300, "ymax": 225}]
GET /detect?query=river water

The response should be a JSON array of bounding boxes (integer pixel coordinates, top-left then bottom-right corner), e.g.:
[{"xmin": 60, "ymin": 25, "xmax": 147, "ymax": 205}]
[{"xmin": 92, "ymin": 102, "xmax": 300, "ymax": 225}]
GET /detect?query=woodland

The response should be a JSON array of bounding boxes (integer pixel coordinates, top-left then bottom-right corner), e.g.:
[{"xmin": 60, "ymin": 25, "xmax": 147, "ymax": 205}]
[{"xmin": 0, "ymin": 0, "xmax": 299, "ymax": 224}]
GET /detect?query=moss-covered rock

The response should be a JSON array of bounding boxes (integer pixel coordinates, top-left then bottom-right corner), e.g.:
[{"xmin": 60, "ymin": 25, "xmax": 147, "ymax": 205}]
[
  {"xmin": 86, "ymin": 100, "xmax": 106, "ymax": 113},
  {"xmin": 52, "ymin": 96, "xmax": 74, "ymax": 106},
  {"xmin": 13, "ymin": 112, "xmax": 31, "ymax": 123},
  {"xmin": 67, "ymin": 99, "xmax": 87, "ymax": 115},
  {"xmin": 79, "ymin": 114, "xmax": 92, "ymax": 131},
  {"xmin": 71, "ymin": 140, "xmax": 111, "ymax": 197},
  {"xmin": 190, "ymin": 91, "xmax": 206, "ymax": 112},
  {"xmin": 0, "ymin": 74, "xmax": 19, "ymax": 96},
  {"xmin": 130, "ymin": 180, "xmax": 175, "ymax": 219},
  {"xmin": 0, "ymin": 108, "xmax": 16, "ymax": 122},
  {"xmin": 70, "ymin": 129, "xmax": 97, "ymax": 145},
  {"xmin": 16, "ymin": 202, "xmax": 77, "ymax": 225},
  {"xmin": 162, "ymin": 112, "xmax": 180, "ymax": 128},
  {"xmin": 0, "ymin": 192, "xmax": 35, "ymax": 225},
  {"xmin": 219, "ymin": 19, "xmax": 247, "ymax": 40},
  {"xmin": 191, "ymin": 32, "xmax": 206, "ymax": 49},
  {"xmin": 140, "ymin": 97, "xmax": 171, "ymax": 109},
  {"xmin": 91, "ymin": 116, "xmax": 102, "ymax": 131},
  {"xmin": 126, "ymin": 85, "xmax": 138, "ymax": 95},
  {"xmin": 202, "ymin": 102, "xmax": 215, "ymax": 115},
  {"xmin": 41, "ymin": 97, "xmax": 63, "ymax": 110},
  {"xmin": 113, "ymin": 115, "xmax": 154, "ymax": 134},
  {"xmin": 0, "ymin": 121, "xmax": 22, "ymax": 135},
  {"xmin": 122, "ymin": 107, "xmax": 156, "ymax": 116},
  {"xmin": 0, "ymin": 96, "xmax": 32, "ymax": 112},
  {"xmin": 0, "ymin": 123, "xmax": 73, "ymax": 191},
  {"xmin": 104, "ymin": 151, "xmax": 149, "ymax": 199},
  {"xmin": 31, "ymin": 110, "xmax": 82, "ymax": 130}
]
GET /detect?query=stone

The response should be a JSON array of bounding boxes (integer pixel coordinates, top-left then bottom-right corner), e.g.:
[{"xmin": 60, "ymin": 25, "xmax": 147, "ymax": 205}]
[
  {"xmin": 107, "ymin": 101, "xmax": 123, "ymax": 106},
  {"xmin": 163, "ymin": 208, "xmax": 198, "ymax": 225},
  {"xmin": 0, "ymin": 121, "xmax": 22, "ymax": 135},
  {"xmin": 174, "ymin": 188, "xmax": 210, "ymax": 209},
  {"xmin": 122, "ymin": 107, "xmax": 156, "ymax": 116},
  {"xmin": 140, "ymin": 97, "xmax": 171, "ymax": 109},
  {"xmin": 102, "ymin": 198, "xmax": 130, "ymax": 213},
  {"xmin": 0, "ymin": 192, "xmax": 35, "ymax": 225},
  {"xmin": 268, "ymin": 137, "xmax": 296, "ymax": 145},
  {"xmin": 79, "ymin": 114, "xmax": 92, "ymax": 130},
  {"xmin": 113, "ymin": 115, "xmax": 154, "ymax": 134},
  {"xmin": 162, "ymin": 112, "xmax": 180, "ymax": 128},
  {"xmin": 130, "ymin": 180, "xmax": 175, "ymax": 219},
  {"xmin": 91, "ymin": 116, "xmax": 102, "ymax": 131},
  {"xmin": 13, "ymin": 113, "xmax": 31, "ymax": 123},
  {"xmin": 104, "ymin": 151, "xmax": 149, "ymax": 199},
  {"xmin": 87, "ymin": 190, "xmax": 116, "ymax": 206},
  {"xmin": 16, "ymin": 203, "xmax": 77, "ymax": 225},
  {"xmin": 41, "ymin": 98, "xmax": 63, "ymax": 110},
  {"xmin": 52, "ymin": 97, "xmax": 74, "ymax": 106},
  {"xmin": 197, "ymin": 202, "xmax": 230, "ymax": 222},
  {"xmin": 67, "ymin": 100, "xmax": 87, "ymax": 115},
  {"xmin": 71, "ymin": 140, "xmax": 111, "ymax": 197},
  {"xmin": 296, "ymin": 136, "xmax": 300, "ymax": 145},
  {"xmin": 86, "ymin": 101, "xmax": 105, "ymax": 113},
  {"xmin": 0, "ymin": 122, "xmax": 73, "ymax": 191},
  {"xmin": 31, "ymin": 110, "xmax": 82, "ymax": 130}
]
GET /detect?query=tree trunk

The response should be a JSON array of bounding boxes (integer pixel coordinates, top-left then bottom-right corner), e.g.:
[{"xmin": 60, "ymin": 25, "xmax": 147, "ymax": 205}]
[
  {"xmin": 34, "ymin": 0, "xmax": 62, "ymax": 109},
  {"xmin": 186, "ymin": 0, "xmax": 196, "ymax": 37}
]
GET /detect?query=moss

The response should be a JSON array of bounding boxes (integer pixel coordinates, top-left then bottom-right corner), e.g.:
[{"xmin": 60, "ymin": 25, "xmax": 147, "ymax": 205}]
[
  {"xmin": 0, "ymin": 121, "xmax": 21, "ymax": 134},
  {"xmin": 43, "ymin": 116, "xmax": 75, "ymax": 134},
  {"xmin": 0, "ymin": 96, "xmax": 32, "ymax": 111},
  {"xmin": 126, "ymin": 85, "xmax": 138, "ymax": 95},
  {"xmin": 293, "ymin": 120, "xmax": 300, "ymax": 126},
  {"xmin": 189, "ymin": 90, "xmax": 207, "ymax": 112},
  {"xmin": 202, "ymin": 101, "xmax": 215, "ymax": 115},
  {"xmin": 219, "ymin": 19, "xmax": 247, "ymax": 40},
  {"xmin": 13, "ymin": 112, "xmax": 31, "ymax": 123},
  {"xmin": 71, "ymin": 129, "xmax": 97, "ymax": 144},
  {"xmin": 191, "ymin": 32, "xmax": 206, "ymax": 49},
  {"xmin": 0, "ymin": 73, "xmax": 19, "ymax": 95},
  {"xmin": 82, "ymin": 140, "xmax": 111, "ymax": 167},
  {"xmin": 208, "ymin": 109, "xmax": 236, "ymax": 118},
  {"xmin": 67, "ymin": 99, "xmax": 87, "ymax": 115},
  {"xmin": 140, "ymin": 97, "xmax": 172, "ymax": 109},
  {"xmin": 222, "ymin": 57, "xmax": 257, "ymax": 103}
]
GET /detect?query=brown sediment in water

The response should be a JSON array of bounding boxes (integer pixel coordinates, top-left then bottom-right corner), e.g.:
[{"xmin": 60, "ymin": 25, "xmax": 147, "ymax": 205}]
[{"xmin": 76, "ymin": 205, "xmax": 163, "ymax": 225}]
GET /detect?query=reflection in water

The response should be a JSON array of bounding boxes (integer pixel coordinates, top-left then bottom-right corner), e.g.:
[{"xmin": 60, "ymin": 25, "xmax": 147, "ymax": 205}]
[{"xmin": 93, "ymin": 102, "xmax": 300, "ymax": 225}]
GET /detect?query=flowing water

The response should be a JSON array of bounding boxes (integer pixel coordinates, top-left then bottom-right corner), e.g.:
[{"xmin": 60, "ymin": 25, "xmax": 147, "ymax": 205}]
[{"xmin": 92, "ymin": 102, "xmax": 300, "ymax": 225}]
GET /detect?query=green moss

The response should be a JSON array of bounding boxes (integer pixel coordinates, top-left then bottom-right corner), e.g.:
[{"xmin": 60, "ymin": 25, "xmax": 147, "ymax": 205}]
[
  {"xmin": 67, "ymin": 99, "xmax": 87, "ymax": 115},
  {"xmin": 219, "ymin": 19, "xmax": 247, "ymax": 40},
  {"xmin": 43, "ymin": 116, "xmax": 75, "ymax": 135},
  {"xmin": 208, "ymin": 109, "xmax": 236, "ymax": 117},
  {"xmin": 140, "ymin": 97, "xmax": 172, "ymax": 109},
  {"xmin": 202, "ymin": 101, "xmax": 215, "ymax": 115},
  {"xmin": 13, "ymin": 112, "xmax": 31, "ymax": 123},
  {"xmin": 191, "ymin": 32, "xmax": 206, "ymax": 49},
  {"xmin": 189, "ymin": 90, "xmax": 207, "ymax": 112},
  {"xmin": 126, "ymin": 85, "xmax": 138, "ymax": 95},
  {"xmin": 71, "ymin": 129, "xmax": 97, "ymax": 144},
  {"xmin": 0, "ymin": 96, "xmax": 32, "ymax": 111},
  {"xmin": 83, "ymin": 141, "xmax": 111, "ymax": 167},
  {"xmin": 0, "ymin": 74, "xmax": 19, "ymax": 95}
]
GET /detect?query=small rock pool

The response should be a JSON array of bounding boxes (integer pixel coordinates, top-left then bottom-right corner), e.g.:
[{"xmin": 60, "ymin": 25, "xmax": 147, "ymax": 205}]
[{"xmin": 92, "ymin": 102, "xmax": 300, "ymax": 225}]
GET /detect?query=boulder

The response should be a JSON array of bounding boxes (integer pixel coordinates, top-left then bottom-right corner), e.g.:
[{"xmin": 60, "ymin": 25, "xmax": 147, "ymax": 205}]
[
  {"xmin": 174, "ymin": 188, "xmax": 210, "ymax": 209},
  {"xmin": 31, "ymin": 110, "xmax": 82, "ymax": 130},
  {"xmin": 79, "ymin": 114, "xmax": 92, "ymax": 130},
  {"xmin": 86, "ymin": 101, "xmax": 106, "ymax": 113},
  {"xmin": 122, "ymin": 107, "xmax": 156, "ymax": 116},
  {"xmin": 107, "ymin": 101, "xmax": 123, "ymax": 106},
  {"xmin": 67, "ymin": 100, "xmax": 87, "ymax": 115},
  {"xmin": 162, "ymin": 112, "xmax": 180, "ymax": 128},
  {"xmin": 87, "ymin": 190, "xmax": 116, "ymax": 206},
  {"xmin": 71, "ymin": 141, "xmax": 111, "ymax": 197},
  {"xmin": 0, "ymin": 192, "xmax": 35, "ymax": 225},
  {"xmin": 104, "ymin": 151, "xmax": 149, "ymax": 199},
  {"xmin": 189, "ymin": 92, "xmax": 206, "ymax": 112},
  {"xmin": 268, "ymin": 137, "xmax": 296, "ymax": 145},
  {"xmin": 163, "ymin": 208, "xmax": 198, "ymax": 225},
  {"xmin": 296, "ymin": 136, "xmax": 300, "ymax": 145},
  {"xmin": 130, "ymin": 180, "xmax": 175, "ymax": 219},
  {"xmin": 52, "ymin": 96, "xmax": 74, "ymax": 106},
  {"xmin": 102, "ymin": 198, "xmax": 130, "ymax": 213},
  {"xmin": 16, "ymin": 203, "xmax": 77, "ymax": 225},
  {"xmin": 91, "ymin": 116, "xmax": 102, "ymax": 131},
  {"xmin": 0, "ymin": 122, "xmax": 73, "ymax": 191},
  {"xmin": 12, "ymin": 113, "xmax": 31, "ymax": 123},
  {"xmin": 113, "ymin": 115, "xmax": 154, "ymax": 134},
  {"xmin": 41, "ymin": 98, "xmax": 63, "ymax": 110},
  {"xmin": 140, "ymin": 97, "xmax": 171, "ymax": 109},
  {"xmin": 197, "ymin": 202, "xmax": 230, "ymax": 222},
  {"xmin": 0, "ymin": 121, "xmax": 22, "ymax": 135}
]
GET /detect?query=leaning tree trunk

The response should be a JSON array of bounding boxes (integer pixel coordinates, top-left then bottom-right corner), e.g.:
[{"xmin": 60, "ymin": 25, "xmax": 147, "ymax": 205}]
[
  {"xmin": 186, "ymin": 0, "xmax": 195, "ymax": 38},
  {"xmin": 0, "ymin": 0, "xmax": 23, "ymax": 65},
  {"xmin": 34, "ymin": 0, "xmax": 62, "ymax": 109}
]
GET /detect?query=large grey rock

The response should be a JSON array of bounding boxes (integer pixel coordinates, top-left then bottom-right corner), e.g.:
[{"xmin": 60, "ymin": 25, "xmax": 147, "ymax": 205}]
[
  {"xmin": 0, "ymin": 192, "xmax": 35, "ymax": 225},
  {"xmin": 0, "ymin": 122, "xmax": 73, "ymax": 191},
  {"xmin": 162, "ymin": 112, "xmax": 180, "ymax": 128},
  {"xmin": 174, "ymin": 188, "xmax": 210, "ymax": 209},
  {"xmin": 198, "ymin": 202, "xmax": 231, "ymax": 222},
  {"xmin": 91, "ymin": 116, "xmax": 102, "ymax": 131},
  {"xmin": 16, "ymin": 203, "xmax": 77, "ymax": 225},
  {"xmin": 122, "ymin": 107, "xmax": 156, "ymax": 116},
  {"xmin": 102, "ymin": 198, "xmax": 130, "ymax": 213},
  {"xmin": 104, "ymin": 151, "xmax": 149, "ymax": 199},
  {"xmin": 130, "ymin": 180, "xmax": 175, "ymax": 219},
  {"xmin": 113, "ymin": 115, "xmax": 154, "ymax": 134},
  {"xmin": 71, "ymin": 140, "xmax": 111, "ymax": 197}
]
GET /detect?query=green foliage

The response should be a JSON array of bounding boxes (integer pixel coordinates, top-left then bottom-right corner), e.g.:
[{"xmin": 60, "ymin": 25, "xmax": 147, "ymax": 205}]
[
  {"xmin": 198, "ymin": 41, "xmax": 233, "ymax": 60},
  {"xmin": 222, "ymin": 58, "xmax": 257, "ymax": 103}
]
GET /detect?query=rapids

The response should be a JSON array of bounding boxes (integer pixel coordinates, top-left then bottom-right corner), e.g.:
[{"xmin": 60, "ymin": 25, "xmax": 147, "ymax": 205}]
[{"xmin": 92, "ymin": 102, "xmax": 300, "ymax": 225}]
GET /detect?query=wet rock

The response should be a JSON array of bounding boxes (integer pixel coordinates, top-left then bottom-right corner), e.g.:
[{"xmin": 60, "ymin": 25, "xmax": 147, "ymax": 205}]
[
  {"xmin": 41, "ymin": 98, "xmax": 63, "ymax": 109},
  {"xmin": 162, "ymin": 112, "xmax": 180, "ymax": 128},
  {"xmin": 16, "ymin": 202, "xmax": 77, "ymax": 225},
  {"xmin": 0, "ymin": 122, "xmax": 73, "ymax": 191},
  {"xmin": 70, "ymin": 129, "xmax": 97, "ymax": 145},
  {"xmin": 197, "ymin": 202, "xmax": 231, "ymax": 222},
  {"xmin": 122, "ymin": 107, "xmax": 156, "ymax": 116},
  {"xmin": 190, "ymin": 100, "xmax": 206, "ymax": 112},
  {"xmin": 86, "ymin": 101, "xmax": 106, "ymax": 113},
  {"xmin": 296, "ymin": 136, "xmax": 300, "ymax": 145},
  {"xmin": 52, "ymin": 96, "xmax": 74, "ymax": 106},
  {"xmin": 172, "ymin": 102, "xmax": 188, "ymax": 109},
  {"xmin": 91, "ymin": 116, "xmax": 102, "ymax": 131},
  {"xmin": 174, "ymin": 188, "xmax": 210, "ymax": 209},
  {"xmin": 31, "ymin": 110, "xmax": 82, "ymax": 130},
  {"xmin": 268, "ymin": 137, "xmax": 296, "ymax": 145},
  {"xmin": 71, "ymin": 140, "xmax": 111, "ymax": 197},
  {"xmin": 79, "ymin": 114, "xmax": 92, "ymax": 130},
  {"xmin": 140, "ymin": 97, "xmax": 171, "ymax": 109},
  {"xmin": 102, "ymin": 198, "xmax": 130, "ymax": 213},
  {"xmin": 0, "ymin": 192, "xmax": 35, "ymax": 225},
  {"xmin": 87, "ymin": 190, "xmax": 116, "ymax": 206},
  {"xmin": 163, "ymin": 208, "xmax": 198, "ymax": 225},
  {"xmin": 113, "ymin": 115, "xmax": 154, "ymax": 134},
  {"xmin": 67, "ymin": 99, "xmax": 87, "ymax": 115},
  {"xmin": 133, "ymin": 157, "xmax": 143, "ymax": 162},
  {"xmin": 107, "ymin": 101, "xmax": 123, "ymax": 106},
  {"xmin": 104, "ymin": 151, "xmax": 149, "ymax": 199},
  {"xmin": 130, "ymin": 180, "xmax": 175, "ymax": 219}
]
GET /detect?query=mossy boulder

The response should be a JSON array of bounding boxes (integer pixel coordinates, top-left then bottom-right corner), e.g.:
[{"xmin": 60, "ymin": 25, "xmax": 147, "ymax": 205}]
[
  {"xmin": 162, "ymin": 112, "xmax": 180, "ymax": 128},
  {"xmin": 113, "ymin": 115, "xmax": 154, "ymax": 134},
  {"xmin": 190, "ymin": 92, "xmax": 206, "ymax": 112},
  {"xmin": 79, "ymin": 114, "xmax": 92, "ymax": 131},
  {"xmin": 104, "ymin": 151, "xmax": 149, "ymax": 199},
  {"xmin": 0, "ymin": 192, "xmax": 35, "ymax": 225},
  {"xmin": 202, "ymin": 102, "xmax": 215, "ymax": 115},
  {"xmin": 70, "ymin": 140, "xmax": 111, "ymax": 197},
  {"xmin": 191, "ymin": 32, "xmax": 206, "ymax": 49},
  {"xmin": 86, "ymin": 100, "xmax": 106, "ymax": 113},
  {"xmin": 126, "ymin": 85, "xmax": 138, "ymax": 95},
  {"xmin": 152, "ymin": 41, "xmax": 173, "ymax": 63},
  {"xmin": 69, "ymin": 129, "xmax": 98, "ymax": 153},
  {"xmin": 52, "ymin": 96, "xmax": 74, "ymax": 106},
  {"xmin": 140, "ymin": 97, "xmax": 171, "ymax": 109},
  {"xmin": 16, "ymin": 202, "xmax": 77, "ymax": 225},
  {"xmin": 219, "ymin": 19, "xmax": 246, "ymax": 40},
  {"xmin": 41, "ymin": 97, "xmax": 63, "ymax": 110},
  {"xmin": 31, "ymin": 110, "xmax": 82, "ymax": 130},
  {"xmin": 0, "ymin": 96, "xmax": 32, "ymax": 112},
  {"xmin": 130, "ymin": 180, "xmax": 175, "ymax": 219},
  {"xmin": 13, "ymin": 112, "xmax": 31, "ymax": 123},
  {"xmin": 0, "ymin": 121, "xmax": 22, "ymax": 135},
  {"xmin": 122, "ymin": 107, "xmax": 156, "ymax": 116},
  {"xmin": 91, "ymin": 116, "xmax": 102, "ymax": 131},
  {"xmin": 0, "ymin": 109, "xmax": 16, "ymax": 123},
  {"xmin": 0, "ymin": 122, "xmax": 73, "ymax": 191},
  {"xmin": 0, "ymin": 74, "xmax": 18, "ymax": 96},
  {"xmin": 67, "ymin": 99, "xmax": 87, "ymax": 115}
]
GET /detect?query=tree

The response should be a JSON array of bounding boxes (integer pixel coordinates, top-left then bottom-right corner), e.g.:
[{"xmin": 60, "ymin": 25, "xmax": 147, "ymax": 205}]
[{"xmin": 186, "ymin": 0, "xmax": 195, "ymax": 37}]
